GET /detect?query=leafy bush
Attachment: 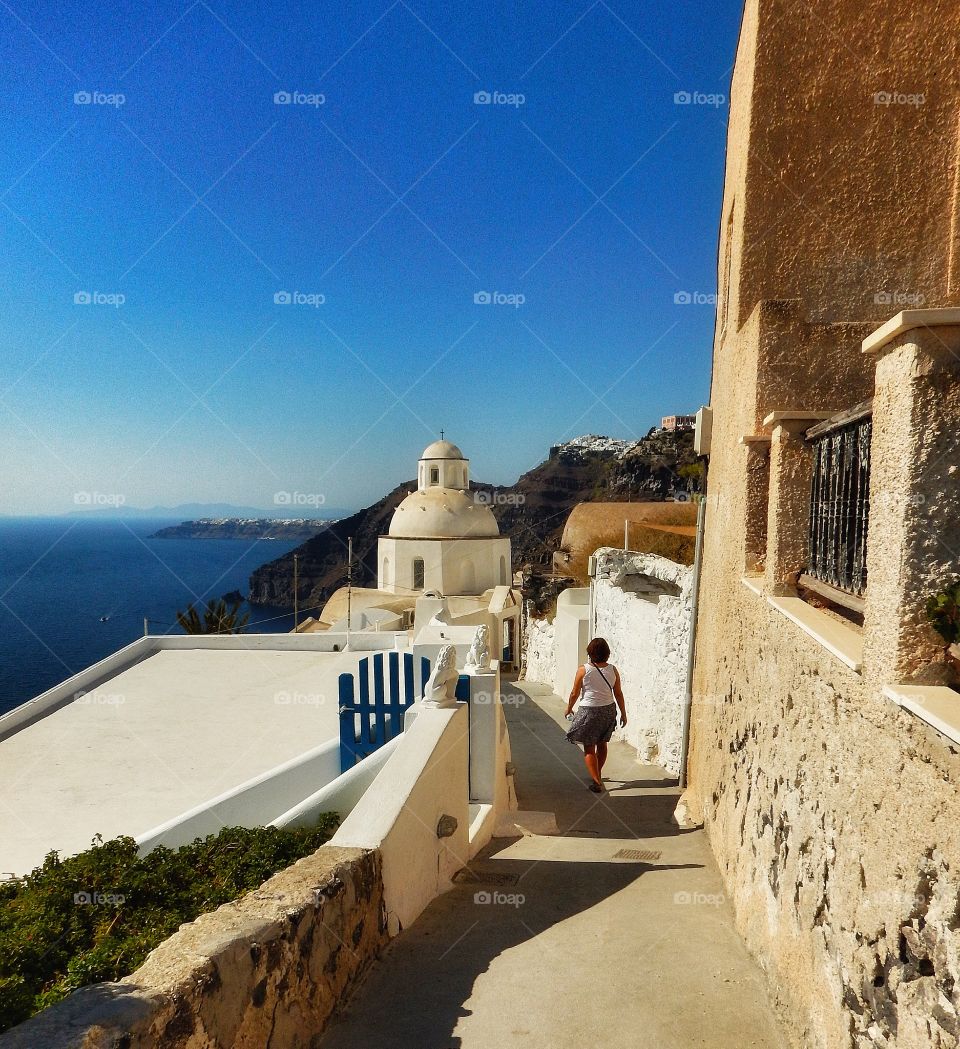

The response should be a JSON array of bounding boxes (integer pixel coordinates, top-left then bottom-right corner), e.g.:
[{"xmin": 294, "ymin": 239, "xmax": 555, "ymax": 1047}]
[
  {"xmin": 925, "ymin": 579, "xmax": 960, "ymax": 648},
  {"xmin": 0, "ymin": 818, "xmax": 338, "ymax": 1034}
]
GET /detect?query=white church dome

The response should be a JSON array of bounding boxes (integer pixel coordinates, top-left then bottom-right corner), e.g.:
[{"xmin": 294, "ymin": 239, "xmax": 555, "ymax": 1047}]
[
  {"xmin": 420, "ymin": 439, "xmax": 465, "ymax": 460},
  {"xmin": 389, "ymin": 487, "xmax": 499, "ymax": 539}
]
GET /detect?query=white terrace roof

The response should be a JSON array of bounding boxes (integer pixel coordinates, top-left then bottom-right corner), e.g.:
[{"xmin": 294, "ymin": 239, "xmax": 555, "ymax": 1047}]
[{"xmin": 0, "ymin": 637, "xmax": 374, "ymax": 877}]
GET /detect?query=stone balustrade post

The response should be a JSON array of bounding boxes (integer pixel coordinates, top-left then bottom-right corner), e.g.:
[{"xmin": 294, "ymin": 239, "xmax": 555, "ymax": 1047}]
[
  {"xmin": 742, "ymin": 439, "xmax": 771, "ymax": 575},
  {"xmin": 763, "ymin": 413, "xmax": 834, "ymax": 593},
  {"xmin": 862, "ymin": 314, "xmax": 960, "ymax": 686}
]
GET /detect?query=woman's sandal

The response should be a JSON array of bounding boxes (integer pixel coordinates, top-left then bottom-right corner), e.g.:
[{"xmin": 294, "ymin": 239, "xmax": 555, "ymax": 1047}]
[{"xmin": 589, "ymin": 782, "xmax": 604, "ymax": 793}]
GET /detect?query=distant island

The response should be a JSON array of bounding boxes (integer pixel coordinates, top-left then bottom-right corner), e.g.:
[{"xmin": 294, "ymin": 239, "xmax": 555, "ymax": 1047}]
[
  {"xmin": 151, "ymin": 518, "xmax": 335, "ymax": 541},
  {"xmin": 63, "ymin": 501, "xmax": 349, "ymax": 520}
]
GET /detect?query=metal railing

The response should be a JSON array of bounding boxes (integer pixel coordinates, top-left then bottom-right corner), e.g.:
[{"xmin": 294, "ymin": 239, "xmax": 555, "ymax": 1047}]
[{"xmin": 805, "ymin": 402, "xmax": 873, "ymax": 601}]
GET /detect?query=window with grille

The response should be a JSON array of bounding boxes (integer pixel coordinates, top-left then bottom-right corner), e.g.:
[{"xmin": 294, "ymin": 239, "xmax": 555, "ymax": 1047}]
[{"xmin": 805, "ymin": 402, "xmax": 873, "ymax": 600}]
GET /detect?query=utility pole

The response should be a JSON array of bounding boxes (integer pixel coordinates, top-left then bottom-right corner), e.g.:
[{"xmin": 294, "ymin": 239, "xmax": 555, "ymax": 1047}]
[
  {"xmin": 346, "ymin": 537, "xmax": 353, "ymax": 645},
  {"xmin": 293, "ymin": 553, "xmax": 299, "ymax": 632}
]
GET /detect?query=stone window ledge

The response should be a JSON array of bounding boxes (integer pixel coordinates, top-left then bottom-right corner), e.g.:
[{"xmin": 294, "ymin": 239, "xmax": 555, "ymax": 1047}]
[
  {"xmin": 885, "ymin": 684, "xmax": 960, "ymax": 746},
  {"xmin": 761, "ymin": 409, "xmax": 838, "ymax": 428},
  {"xmin": 766, "ymin": 593, "xmax": 863, "ymax": 672},
  {"xmin": 741, "ymin": 575, "xmax": 765, "ymax": 596}
]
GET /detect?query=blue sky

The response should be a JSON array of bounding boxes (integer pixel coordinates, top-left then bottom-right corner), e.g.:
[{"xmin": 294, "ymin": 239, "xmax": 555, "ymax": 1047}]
[{"xmin": 0, "ymin": 0, "xmax": 741, "ymax": 515}]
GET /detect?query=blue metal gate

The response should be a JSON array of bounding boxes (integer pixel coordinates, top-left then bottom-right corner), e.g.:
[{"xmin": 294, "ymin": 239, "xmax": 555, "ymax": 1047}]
[{"xmin": 338, "ymin": 651, "xmax": 470, "ymax": 771}]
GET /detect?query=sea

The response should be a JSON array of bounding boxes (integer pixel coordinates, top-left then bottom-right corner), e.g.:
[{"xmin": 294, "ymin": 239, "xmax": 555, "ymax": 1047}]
[{"xmin": 0, "ymin": 517, "xmax": 298, "ymax": 716}]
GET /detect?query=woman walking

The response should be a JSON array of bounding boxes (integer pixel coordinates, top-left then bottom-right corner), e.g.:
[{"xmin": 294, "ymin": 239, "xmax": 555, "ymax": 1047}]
[{"xmin": 565, "ymin": 637, "xmax": 627, "ymax": 793}]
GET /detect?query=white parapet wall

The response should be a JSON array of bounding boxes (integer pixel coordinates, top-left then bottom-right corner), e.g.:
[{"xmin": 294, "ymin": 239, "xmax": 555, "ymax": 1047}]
[
  {"xmin": 330, "ymin": 703, "xmax": 470, "ymax": 934},
  {"xmin": 545, "ymin": 587, "xmax": 591, "ymax": 698},
  {"xmin": 270, "ymin": 736, "xmax": 402, "ymax": 831},
  {"xmin": 135, "ymin": 737, "xmax": 343, "ymax": 851},
  {"xmin": 590, "ymin": 548, "xmax": 693, "ymax": 775}
]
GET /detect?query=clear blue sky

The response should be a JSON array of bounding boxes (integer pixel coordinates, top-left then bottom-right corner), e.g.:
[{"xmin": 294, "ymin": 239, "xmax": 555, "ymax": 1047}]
[{"xmin": 0, "ymin": 0, "xmax": 741, "ymax": 515}]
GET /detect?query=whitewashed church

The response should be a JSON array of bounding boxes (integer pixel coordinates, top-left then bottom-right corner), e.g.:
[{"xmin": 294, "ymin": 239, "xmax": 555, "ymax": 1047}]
[
  {"xmin": 313, "ymin": 438, "xmax": 521, "ymax": 669},
  {"xmin": 377, "ymin": 439, "xmax": 512, "ymax": 596}
]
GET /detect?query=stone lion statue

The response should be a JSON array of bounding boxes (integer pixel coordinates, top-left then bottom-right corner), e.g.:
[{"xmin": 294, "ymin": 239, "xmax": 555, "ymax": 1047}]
[
  {"xmin": 422, "ymin": 645, "xmax": 459, "ymax": 708},
  {"xmin": 464, "ymin": 625, "xmax": 490, "ymax": 670}
]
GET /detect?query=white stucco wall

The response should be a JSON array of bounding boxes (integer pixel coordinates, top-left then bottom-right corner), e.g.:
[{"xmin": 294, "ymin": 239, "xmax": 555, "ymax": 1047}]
[
  {"xmin": 332, "ymin": 703, "xmax": 469, "ymax": 934},
  {"xmin": 524, "ymin": 616, "xmax": 556, "ymax": 685},
  {"xmin": 553, "ymin": 588, "xmax": 590, "ymax": 699},
  {"xmin": 378, "ymin": 535, "xmax": 511, "ymax": 596},
  {"xmin": 591, "ymin": 549, "xmax": 693, "ymax": 775},
  {"xmin": 522, "ymin": 552, "xmax": 693, "ymax": 775}
]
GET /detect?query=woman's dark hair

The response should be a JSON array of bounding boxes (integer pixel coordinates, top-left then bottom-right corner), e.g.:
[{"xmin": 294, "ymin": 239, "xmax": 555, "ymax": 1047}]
[{"xmin": 586, "ymin": 637, "xmax": 610, "ymax": 663}]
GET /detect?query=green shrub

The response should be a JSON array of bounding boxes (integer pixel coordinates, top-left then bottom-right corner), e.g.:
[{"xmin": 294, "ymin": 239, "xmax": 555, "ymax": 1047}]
[
  {"xmin": 0, "ymin": 818, "xmax": 338, "ymax": 1034},
  {"xmin": 926, "ymin": 579, "xmax": 960, "ymax": 648}
]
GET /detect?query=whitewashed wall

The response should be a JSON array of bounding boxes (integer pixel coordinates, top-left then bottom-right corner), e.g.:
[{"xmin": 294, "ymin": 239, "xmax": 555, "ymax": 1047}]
[
  {"xmin": 524, "ymin": 616, "xmax": 556, "ymax": 685},
  {"xmin": 522, "ymin": 549, "xmax": 693, "ymax": 776},
  {"xmin": 331, "ymin": 703, "xmax": 469, "ymax": 934},
  {"xmin": 592, "ymin": 549, "xmax": 692, "ymax": 775},
  {"xmin": 553, "ymin": 588, "xmax": 590, "ymax": 699}
]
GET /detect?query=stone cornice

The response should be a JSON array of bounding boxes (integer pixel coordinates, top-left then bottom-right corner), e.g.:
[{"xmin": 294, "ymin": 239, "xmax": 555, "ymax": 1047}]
[{"xmin": 862, "ymin": 308, "xmax": 960, "ymax": 354}]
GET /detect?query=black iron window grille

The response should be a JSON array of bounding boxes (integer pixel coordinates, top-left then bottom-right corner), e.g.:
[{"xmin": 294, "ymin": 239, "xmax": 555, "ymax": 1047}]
[{"xmin": 805, "ymin": 402, "xmax": 873, "ymax": 599}]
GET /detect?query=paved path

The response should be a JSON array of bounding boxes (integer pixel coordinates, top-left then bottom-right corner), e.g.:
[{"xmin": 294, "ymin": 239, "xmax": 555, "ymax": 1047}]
[{"xmin": 320, "ymin": 680, "xmax": 788, "ymax": 1049}]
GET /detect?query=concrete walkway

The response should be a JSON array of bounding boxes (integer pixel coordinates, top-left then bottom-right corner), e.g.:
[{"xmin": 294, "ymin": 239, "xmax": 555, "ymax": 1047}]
[{"xmin": 319, "ymin": 681, "xmax": 788, "ymax": 1049}]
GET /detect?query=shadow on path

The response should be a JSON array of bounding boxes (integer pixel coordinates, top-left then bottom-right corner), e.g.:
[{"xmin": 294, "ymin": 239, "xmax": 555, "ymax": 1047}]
[
  {"xmin": 502, "ymin": 681, "xmax": 694, "ymax": 840},
  {"xmin": 318, "ymin": 682, "xmax": 786, "ymax": 1049}
]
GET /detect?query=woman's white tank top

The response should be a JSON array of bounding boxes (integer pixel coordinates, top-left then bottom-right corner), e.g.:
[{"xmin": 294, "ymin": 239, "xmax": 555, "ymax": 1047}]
[{"xmin": 580, "ymin": 662, "xmax": 617, "ymax": 707}]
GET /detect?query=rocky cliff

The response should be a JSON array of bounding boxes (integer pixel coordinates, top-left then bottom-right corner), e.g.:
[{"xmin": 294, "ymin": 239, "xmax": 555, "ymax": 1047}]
[
  {"xmin": 246, "ymin": 484, "xmax": 409, "ymax": 612},
  {"xmin": 247, "ymin": 430, "xmax": 699, "ymax": 611}
]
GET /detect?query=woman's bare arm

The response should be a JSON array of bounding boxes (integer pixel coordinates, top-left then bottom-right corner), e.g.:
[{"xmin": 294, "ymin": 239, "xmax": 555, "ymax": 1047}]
[
  {"xmin": 566, "ymin": 666, "xmax": 585, "ymax": 716},
  {"xmin": 614, "ymin": 669, "xmax": 628, "ymax": 726}
]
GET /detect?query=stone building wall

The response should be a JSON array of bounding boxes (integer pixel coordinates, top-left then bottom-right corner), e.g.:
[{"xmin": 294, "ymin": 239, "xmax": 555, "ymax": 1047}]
[
  {"xmin": 688, "ymin": 1, "xmax": 960, "ymax": 1045},
  {"xmin": 0, "ymin": 846, "xmax": 388, "ymax": 1049},
  {"xmin": 721, "ymin": 0, "xmax": 960, "ymax": 334},
  {"xmin": 688, "ymin": 569, "xmax": 960, "ymax": 1049}
]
